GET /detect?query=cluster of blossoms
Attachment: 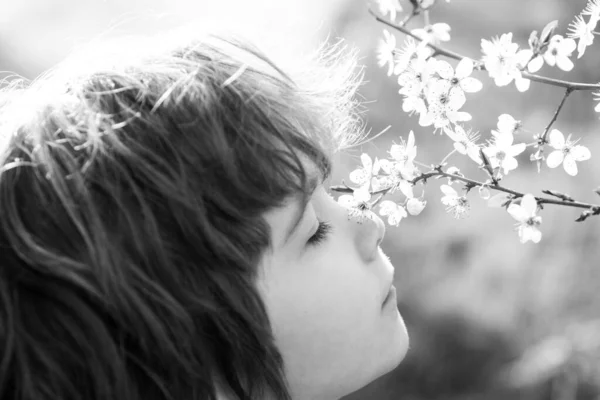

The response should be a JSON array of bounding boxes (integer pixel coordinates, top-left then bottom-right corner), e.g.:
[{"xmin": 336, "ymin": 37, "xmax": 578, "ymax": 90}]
[
  {"xmin": 567, "ymin": 0, "xmax": 600, "ymax": 58},
  {"xmin": 337, "ymin": 131, "xmax": 427, "ymax": 226},
  {"xmin": 378, "ymin": 32, "xmax": 483, "ymax": 129},
  {"xmin": 335, "ymin": 0, "xmax": 600, "ymax": 244}
]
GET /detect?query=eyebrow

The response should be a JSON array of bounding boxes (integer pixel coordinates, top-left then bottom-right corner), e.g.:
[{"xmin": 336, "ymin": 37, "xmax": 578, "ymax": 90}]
[{"xmin": 283, "ymin": 174, "xmax": 322, "ymax": 245}]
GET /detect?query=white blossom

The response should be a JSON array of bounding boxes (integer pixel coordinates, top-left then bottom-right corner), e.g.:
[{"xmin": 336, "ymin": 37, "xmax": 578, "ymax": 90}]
[
  {"xmin": 376, "ymin": 30, "xmax": 397, "ymax": 76},
  {"xmin": 435, "ymin": 58, "xmax": 483, "ymax": 100},
  {"xmin": 478, "ymin": 185, "xmax": 491, "ymax": 200},
  {"xmin": 582, "ymin": 0, "xmax": 600, "ymax": 20},
  {"xmin": 389, "ymin": 130, "xmax": 417, "ymax": 173},
  {"xmin": 401, "ymin": 93, "xmax": 430, "ymax": 126},
  {"xmin": 406, "ymin": 197, "xmax": 427, "ymax": 215},
  {"xmin": 445, "ymin": 166, "xmax": 464, "ymax": 185},
  {"xmin": 411, "ymin": 23, "xmax": 451, "ymax": 44},
  {"xmin": 393, "ymin": 37, "xmax": 433, "ymax": 75},
  {"xmin": 337, "ymin": 184, "xmax": 375, "ymax": 223},
  {"xmin": 543, "ymin": 35, "xmax": 576, "ymax": 71},
  {"xmin": 379, "ymin": 200, "xmax": 408, "ymax": 226},
  {"xmin": 567, "ymin": 13, "xmax": 599, "ymax": 58},
  {"xmin": 398, "ymin": 57, "xmax": 436, "ymax": 97},
  {"xmin": 483, "ymin": 130, "xmax": 526, "ymax": 176},
  {"xmin": 349, "ymin": 153, "xmax": 380, "ymax": 187},
  {"xmin": 373, "ymin": 0, "xmax": 403, "ymax": 22},
  {"xmin": 422, "ymin": 79, "xmax": 472, "ymax": 128},
  {"xmin": 440, "ymin": 184, "xmax": 470, "ymax": 219},
  {"xmin": 507, "ymin": 194, "xmax": 542, "ymax": 244},
  {"xmin": 377, "ymin": 131, "xmax": 419, "ymax": 192},
  {"xmin": 444, "ymin": 125, "xmax": 481, "ymax": 163},
  {"xmin": 481, "ymin": 33, "xmax": 531, "ymax": 92},
  {"xmin": 546, "ymin": 129, "xmax": 591, "ymax": 176},
  {"xmin": 497, "ymin": 113, "xmax": 522, "ymax": 135},
  {"xmin": 527, "ymin": 54, "xmax": 544, "ymax": 73}
]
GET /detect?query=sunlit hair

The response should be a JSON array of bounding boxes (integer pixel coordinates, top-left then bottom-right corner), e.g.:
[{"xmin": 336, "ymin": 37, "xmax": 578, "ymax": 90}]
[{"xmin": 0, "ymin": 27, "xmax": 365, "ymax": 400}]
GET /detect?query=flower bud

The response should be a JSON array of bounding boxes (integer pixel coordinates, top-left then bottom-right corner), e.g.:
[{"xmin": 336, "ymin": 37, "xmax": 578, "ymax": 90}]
[
  {"xmin": 407, "ymin": 197, "xmax": 427, "ymax": 215},
  {"xmin": 478, "ymin": 186, "xmax": 491, "ymax": 200}
]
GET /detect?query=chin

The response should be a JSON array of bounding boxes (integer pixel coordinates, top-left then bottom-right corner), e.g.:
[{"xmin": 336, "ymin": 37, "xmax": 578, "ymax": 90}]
[{"xmin": 380, "ymin": 309, "xmax": 410, "ymax": 376}]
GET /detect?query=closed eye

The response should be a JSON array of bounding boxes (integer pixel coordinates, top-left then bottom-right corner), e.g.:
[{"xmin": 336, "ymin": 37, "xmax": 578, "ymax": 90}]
[{"xmin": 307, "ymin": 220, "xmax": 332, "ymax": 246}]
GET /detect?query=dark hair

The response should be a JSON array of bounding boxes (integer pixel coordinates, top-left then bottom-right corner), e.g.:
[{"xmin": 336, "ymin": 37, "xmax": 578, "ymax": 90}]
[{"xmin": 0, "ymin": 29, "xmax": 365, "ymax": 400}]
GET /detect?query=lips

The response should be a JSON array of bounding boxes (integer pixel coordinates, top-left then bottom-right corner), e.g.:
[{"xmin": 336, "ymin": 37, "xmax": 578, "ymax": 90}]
[{"xmin": 381, "ymin": 281, "xmax": 393, "ymax": 305}]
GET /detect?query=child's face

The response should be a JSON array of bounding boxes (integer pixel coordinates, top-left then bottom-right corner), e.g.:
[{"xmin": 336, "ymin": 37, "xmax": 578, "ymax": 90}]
[{"xmin": 258, "ymin": 168, "xmax": 409, "ymax": 400}]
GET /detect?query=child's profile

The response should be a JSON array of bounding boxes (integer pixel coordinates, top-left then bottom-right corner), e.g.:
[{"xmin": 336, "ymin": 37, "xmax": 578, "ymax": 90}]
[{"xmin": 0, "ymin": 27, "xmax": 408, "ymax": 400}]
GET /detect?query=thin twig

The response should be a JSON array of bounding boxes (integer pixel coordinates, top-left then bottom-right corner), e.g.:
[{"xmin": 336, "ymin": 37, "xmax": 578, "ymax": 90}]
[
  {"xmin": 539, "ymin": 88, "xmax": 573, "ymax": 144},
  {"xmin": 411, "ymin": 169, "xmax": 600, "ymax": 211},
  {"xmin": 369, "ymin": 9, "xmax": 600, "ymax": 91},
  {"xmin": 439, "ymin": 148, "xmax": 457, "ymax": 166},
  {"xmin": 399, "ymin": 9, "xmax": 420, "ymax": 27}
]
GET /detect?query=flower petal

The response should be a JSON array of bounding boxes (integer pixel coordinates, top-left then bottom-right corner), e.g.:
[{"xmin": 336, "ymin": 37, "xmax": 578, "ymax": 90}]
[
  {"xmin": 455, "ymin": 58, "xmax": 474, "ymax": 79},
  {"xmin": 521, "ymin": 194, "xmax": 538, "ymax": 216},
  {"xmin": 454, "ymin": 142, "xmax": 467, "ymax": 154},
  {"xmin": 548, "ymin": 129, "xmax": 565, "ymax": 149},
  {"xmin": 354, "ymin": 185, "xmax": 372, "ymax": 202},
  {"xmin": 360, "ymin": 153, "xmax": 373, "ymax": 171},
  {"xmin": 502, "ymin": 156, "xmax": 518, "ymax": 173},
  {"xmin": 570, "ymin": 145, "xmax": 591, "ymax": 161},
  {"xmin": 444, "ymin": 125, "xmax": 462, "ymax": 141},
  {"xmin": 457, "ymin": 111, "xmax": 472, "ymax": 121},
  {"xmin": 527, "ymin": 55, "xmax": 544, "ymax": 73},
  {"xmin": 407, "ymin": 130, "xmax": 416, "ymax": 151},
  {"xmin": 399, "ymin": 179, "xmax": 414, "ymax": 198},
  {"xmin": 448, "ymin": 87, "xmax": 467, "ymax": 110},
  {"xmin": 515, "ymin": 76, "xmax": 531, "ymax": 92},
  {"xmin": 338, "ymin": 194, "xmax": 356, "ymax": 208},
  {"xmin": 556, "ymin": 56, "xmax": 574, "ymax": 71},
  {"xmin": 349, "ymin": 169, "xmax": 368, "ymax": 185},
  {"xmin": 440, "ymin": 184, "xmax": 457, "ymax": 197},
  {"xmin": 519, "ymin": 225, "xmax": 533, "ymax": 243},
  {"xmin": 379, "ymin": 200, "xmax": 397, "ymax": 216},
  {"xmin": 546, "ymin": 150, "xmax": 564, "ymax": 168},
  {"xmin": 507, "ymin": 204, "xmax": 528, "ymax": 222},
  {"xmin": 488, "ymin": 192, "xmax": 511, "ymax": 208},
  {"xmin": 562, "ymin": 38, "xmax": 577, "ymax": 54},
  {"xmin": 407, "ymin": 198, "xmax": 426, "ymax": 215},
  {"xmin": 530, "ymin": 227, "xmax": 542, "ymax": 243},
  {"xmin": 508, "ymin": 143, "xmax": 526, "ymax": 156},
  {"xmin": 378, "ymin": 159, "xmax": 392, "ymax": 174},
  {"xmin": 435, "ymin": 60, "xmax": 454, "ymax": 80},
  {"xmin": 460, "ymin": 77, "xmax": 483, "ymax": 93},
  {"xmin": 497, "ymin": 114, "xmax": 518, "ymax": 133},
  {"xmin": 563, "ymin": 156, "xmax": 579, "ymax": 176}
]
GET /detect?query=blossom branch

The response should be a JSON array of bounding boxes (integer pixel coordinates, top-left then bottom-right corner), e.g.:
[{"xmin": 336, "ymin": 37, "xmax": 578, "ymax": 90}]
[
  {"xmin": 368, "ymin": 8, "xmax": 600, "ymax": 91},
  {"xmin": 330, "ymin": 166, "xmax": 600, "ymax": 218}
]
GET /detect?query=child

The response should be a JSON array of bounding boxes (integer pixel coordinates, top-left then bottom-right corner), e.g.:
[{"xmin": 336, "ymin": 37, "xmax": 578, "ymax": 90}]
[{"xmin": 0, "ymin": 28, "xmax": 408, "ymax": 400}]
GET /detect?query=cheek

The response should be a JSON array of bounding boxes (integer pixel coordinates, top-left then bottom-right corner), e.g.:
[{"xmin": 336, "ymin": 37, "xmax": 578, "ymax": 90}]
[{"xmin": 264, "ymin": 254, "xmax": 381, "ymax": 361}]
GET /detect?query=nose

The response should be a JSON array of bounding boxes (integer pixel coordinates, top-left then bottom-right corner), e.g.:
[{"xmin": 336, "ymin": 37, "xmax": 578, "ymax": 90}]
[{"xmin": 355, "ymin": 211, "xmax": 386, "ymax": 263}]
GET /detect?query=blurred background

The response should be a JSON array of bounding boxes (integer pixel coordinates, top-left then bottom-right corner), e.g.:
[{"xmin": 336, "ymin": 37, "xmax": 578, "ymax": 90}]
[{"xmin": 2, "ymin": 0, "xmax": 599, "ymax": 399}]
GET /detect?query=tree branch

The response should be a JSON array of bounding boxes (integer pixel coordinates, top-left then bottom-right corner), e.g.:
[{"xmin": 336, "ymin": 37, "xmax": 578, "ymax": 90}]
[
  {"xmin": 330, "ymin": 167, "xmax": 600, "ymax": 218},
  {"xmin": 369, "ymin": 9, "xmax": 600, "ymax": 91}
]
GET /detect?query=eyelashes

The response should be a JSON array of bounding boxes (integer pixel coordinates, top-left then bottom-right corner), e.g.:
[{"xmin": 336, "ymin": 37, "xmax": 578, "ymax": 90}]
[{"xmin": 307, "ymin": 221, "xmax": 332, "ymax": 246}]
